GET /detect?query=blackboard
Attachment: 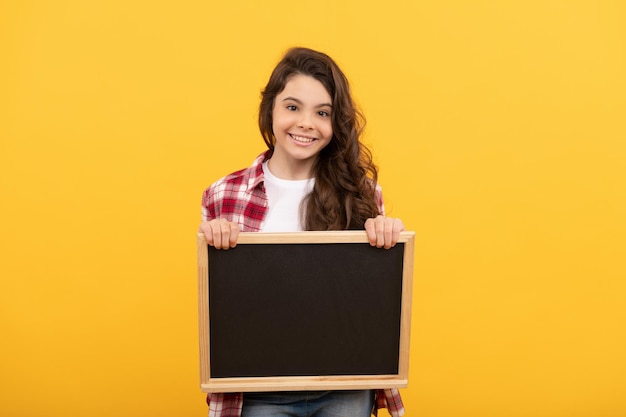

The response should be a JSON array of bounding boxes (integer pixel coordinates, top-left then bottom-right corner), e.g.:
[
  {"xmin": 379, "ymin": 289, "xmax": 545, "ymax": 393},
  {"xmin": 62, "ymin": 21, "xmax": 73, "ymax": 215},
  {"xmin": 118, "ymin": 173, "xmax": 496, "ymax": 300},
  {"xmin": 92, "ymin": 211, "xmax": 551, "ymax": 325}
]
[{"xmin": 198, "ymin": 231, "xmax": 415, "ymax": 393}]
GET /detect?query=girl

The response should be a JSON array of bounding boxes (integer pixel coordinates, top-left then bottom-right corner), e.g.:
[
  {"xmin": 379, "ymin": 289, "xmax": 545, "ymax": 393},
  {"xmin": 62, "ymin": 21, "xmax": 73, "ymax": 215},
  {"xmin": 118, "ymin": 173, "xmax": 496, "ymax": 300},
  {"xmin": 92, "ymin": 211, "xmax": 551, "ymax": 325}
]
[{"xmin": 199, "ymin": 47, "xmax": 405, "ymax": 417}]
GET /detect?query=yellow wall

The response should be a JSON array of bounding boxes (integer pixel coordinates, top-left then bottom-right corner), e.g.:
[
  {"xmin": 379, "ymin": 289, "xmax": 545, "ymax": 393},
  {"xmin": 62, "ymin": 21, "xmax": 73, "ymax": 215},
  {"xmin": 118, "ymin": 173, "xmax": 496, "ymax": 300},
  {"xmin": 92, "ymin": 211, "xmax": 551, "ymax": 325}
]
[{"xmin": 1, "ymin": 1, "xmax": 625, "ymax": 416}]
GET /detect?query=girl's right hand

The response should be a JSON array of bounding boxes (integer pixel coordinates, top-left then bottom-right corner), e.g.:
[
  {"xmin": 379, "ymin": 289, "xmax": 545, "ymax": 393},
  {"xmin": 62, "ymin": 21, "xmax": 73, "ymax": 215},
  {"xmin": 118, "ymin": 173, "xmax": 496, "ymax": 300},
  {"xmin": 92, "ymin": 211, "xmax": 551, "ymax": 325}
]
[{"xmin": 199, "ymin": 219, "xmax": 240, "ymax": 249}]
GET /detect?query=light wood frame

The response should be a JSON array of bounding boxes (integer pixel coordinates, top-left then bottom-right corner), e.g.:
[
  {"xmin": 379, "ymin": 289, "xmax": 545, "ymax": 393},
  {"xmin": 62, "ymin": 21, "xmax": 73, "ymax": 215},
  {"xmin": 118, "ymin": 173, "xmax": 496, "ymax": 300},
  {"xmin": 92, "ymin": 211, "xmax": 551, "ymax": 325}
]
[{"xmin": 198, "ymin": 230, "xmax": 415, "ymax": 393}]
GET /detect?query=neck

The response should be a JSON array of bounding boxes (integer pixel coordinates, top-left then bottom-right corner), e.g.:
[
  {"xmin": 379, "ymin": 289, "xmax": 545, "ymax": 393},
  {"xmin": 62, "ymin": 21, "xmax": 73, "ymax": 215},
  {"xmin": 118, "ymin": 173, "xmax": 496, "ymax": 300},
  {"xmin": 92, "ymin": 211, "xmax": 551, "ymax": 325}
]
[{"xmin": 267, "ymin": 153, "xmax": 316, "ymax": 180}]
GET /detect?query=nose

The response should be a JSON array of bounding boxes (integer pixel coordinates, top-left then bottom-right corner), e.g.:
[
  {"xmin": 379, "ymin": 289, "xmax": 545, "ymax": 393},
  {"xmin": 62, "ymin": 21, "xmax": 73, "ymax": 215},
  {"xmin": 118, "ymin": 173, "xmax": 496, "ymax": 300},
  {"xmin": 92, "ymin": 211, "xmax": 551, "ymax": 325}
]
[{"xmin": 297, "ymin": 113, "xmax": 314, "ymax": 129}]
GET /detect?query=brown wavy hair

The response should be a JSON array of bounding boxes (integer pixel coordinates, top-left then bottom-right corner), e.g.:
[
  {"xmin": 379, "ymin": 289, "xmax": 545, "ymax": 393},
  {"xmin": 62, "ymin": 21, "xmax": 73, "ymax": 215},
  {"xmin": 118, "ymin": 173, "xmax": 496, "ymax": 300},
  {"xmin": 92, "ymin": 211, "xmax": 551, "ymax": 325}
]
[{"xmin": 259, "ymin": 47, "xmax": 380, "ymax": 230}]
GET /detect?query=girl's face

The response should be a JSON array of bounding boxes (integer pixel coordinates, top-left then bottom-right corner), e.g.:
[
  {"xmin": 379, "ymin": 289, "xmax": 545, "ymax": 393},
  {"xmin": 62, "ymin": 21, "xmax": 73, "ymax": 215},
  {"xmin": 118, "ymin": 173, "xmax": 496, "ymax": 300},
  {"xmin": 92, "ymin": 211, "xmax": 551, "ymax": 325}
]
[{"xmin": 269, "ymin": 74, "xmax": 333, "ymax": 179}]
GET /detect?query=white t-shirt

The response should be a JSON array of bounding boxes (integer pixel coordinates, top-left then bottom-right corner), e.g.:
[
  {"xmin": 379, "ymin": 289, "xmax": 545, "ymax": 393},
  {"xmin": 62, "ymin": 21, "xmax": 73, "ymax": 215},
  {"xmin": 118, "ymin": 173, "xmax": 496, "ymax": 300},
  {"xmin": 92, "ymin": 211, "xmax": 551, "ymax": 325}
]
[{"xmin": 261, "ymin": 161, "xmax": 315, "ymax": 232}]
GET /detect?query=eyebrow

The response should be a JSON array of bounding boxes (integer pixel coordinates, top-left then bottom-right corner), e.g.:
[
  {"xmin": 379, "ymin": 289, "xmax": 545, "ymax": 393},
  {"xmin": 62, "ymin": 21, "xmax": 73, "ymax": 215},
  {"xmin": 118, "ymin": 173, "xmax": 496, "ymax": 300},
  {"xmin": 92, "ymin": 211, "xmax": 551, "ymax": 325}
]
[{"xmin": 282, "ymin": 96, "xmax": 332, "ymax": 108}]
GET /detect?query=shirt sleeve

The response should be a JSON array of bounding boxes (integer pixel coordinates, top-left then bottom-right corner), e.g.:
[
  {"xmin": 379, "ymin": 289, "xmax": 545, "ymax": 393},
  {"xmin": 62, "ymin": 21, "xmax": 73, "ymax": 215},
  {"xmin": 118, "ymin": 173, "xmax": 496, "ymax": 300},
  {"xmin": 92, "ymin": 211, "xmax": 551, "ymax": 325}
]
[
  {"xmin": 201, "ymin": 185, "xmax": 218, "ymax": 222},
  {"xmin": 375, "ymin": 184, "xmax": 385, "ymax": 216}
]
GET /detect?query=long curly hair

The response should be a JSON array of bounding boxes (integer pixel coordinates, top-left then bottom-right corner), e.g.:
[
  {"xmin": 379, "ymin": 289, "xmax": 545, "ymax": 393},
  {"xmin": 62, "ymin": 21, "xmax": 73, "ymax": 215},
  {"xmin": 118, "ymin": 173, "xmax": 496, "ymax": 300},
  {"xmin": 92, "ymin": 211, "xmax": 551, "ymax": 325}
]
[{"xmin": 258, "ymin": 47, "xmax": 380, "ymax": 230}]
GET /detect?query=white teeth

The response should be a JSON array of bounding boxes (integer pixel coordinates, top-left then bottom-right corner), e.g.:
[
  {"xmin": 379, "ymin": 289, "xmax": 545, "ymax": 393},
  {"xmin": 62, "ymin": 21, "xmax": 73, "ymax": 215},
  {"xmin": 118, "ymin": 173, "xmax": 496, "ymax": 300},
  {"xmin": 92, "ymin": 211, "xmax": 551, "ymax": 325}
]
[{"xmin": 291, "ymin": 134, "xmax": 314, "ymax": 143}]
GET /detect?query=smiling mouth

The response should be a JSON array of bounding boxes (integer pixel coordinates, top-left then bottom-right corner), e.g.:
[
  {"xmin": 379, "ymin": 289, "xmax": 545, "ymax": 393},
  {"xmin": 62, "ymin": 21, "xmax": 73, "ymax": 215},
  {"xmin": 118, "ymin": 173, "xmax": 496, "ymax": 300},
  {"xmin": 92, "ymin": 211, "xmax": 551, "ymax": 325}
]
[{"xmin": 289, "ymin": 134, "xmax": 316, "ymax": 143}]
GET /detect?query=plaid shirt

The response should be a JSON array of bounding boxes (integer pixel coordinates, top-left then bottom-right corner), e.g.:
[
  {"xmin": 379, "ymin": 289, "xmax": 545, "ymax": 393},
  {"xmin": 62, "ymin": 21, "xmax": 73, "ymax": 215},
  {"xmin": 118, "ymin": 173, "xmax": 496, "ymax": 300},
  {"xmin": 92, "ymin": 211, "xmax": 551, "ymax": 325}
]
[{"xmin": 201, "ymin": 151, "xmax": 405, "ymax": 417}]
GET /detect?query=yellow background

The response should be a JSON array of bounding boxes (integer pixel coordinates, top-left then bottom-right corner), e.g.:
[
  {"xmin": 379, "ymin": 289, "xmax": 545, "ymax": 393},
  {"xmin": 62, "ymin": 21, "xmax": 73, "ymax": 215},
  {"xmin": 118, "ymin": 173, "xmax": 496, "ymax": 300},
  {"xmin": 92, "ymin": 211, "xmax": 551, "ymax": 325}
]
[{"xmin": 1, "ymin": 1, "xmax": 625, "ymax": 416}]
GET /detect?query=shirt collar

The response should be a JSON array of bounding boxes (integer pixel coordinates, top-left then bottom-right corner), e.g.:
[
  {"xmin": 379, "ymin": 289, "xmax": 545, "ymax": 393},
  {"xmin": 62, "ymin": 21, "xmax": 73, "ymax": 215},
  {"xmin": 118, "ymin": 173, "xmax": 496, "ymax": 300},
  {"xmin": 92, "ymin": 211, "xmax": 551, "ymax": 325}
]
[{"xmin": 247, "ymin": 150, "xmax": 272, "ymax": 192}]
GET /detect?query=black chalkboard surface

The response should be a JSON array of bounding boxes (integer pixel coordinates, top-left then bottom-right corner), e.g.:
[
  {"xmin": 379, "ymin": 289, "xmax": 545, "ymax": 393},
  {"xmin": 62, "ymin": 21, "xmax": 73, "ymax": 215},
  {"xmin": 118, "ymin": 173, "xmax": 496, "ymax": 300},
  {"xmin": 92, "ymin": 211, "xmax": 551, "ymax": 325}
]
[{"xmin": 198, "ymin": 231, "xmax": 415, "ymax": 393}]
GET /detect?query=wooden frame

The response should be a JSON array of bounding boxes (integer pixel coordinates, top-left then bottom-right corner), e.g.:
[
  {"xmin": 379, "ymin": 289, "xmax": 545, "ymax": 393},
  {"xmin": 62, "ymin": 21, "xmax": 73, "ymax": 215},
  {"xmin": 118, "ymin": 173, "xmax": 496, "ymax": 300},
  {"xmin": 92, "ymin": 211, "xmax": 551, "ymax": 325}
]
[{"xmin": 198, "ymin": 231, "xmax": 415, "ymax": 393}]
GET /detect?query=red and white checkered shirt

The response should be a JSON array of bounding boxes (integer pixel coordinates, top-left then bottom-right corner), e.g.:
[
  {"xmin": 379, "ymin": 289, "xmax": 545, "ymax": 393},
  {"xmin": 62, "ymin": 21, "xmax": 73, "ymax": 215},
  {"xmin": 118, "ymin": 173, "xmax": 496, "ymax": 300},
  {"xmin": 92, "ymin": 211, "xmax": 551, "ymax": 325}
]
[{"xmin": 201, "ymin": 151, "xmax": 405, "ymax": 417}]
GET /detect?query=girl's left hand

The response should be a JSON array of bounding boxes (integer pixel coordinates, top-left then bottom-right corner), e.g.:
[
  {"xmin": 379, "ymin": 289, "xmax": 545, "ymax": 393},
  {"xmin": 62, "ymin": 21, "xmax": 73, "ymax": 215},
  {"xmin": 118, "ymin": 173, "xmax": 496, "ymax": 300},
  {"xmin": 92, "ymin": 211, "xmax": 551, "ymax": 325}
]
[{"xmin": 364, "ymin": 215, "xmax": 405, "ymax": 249}]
